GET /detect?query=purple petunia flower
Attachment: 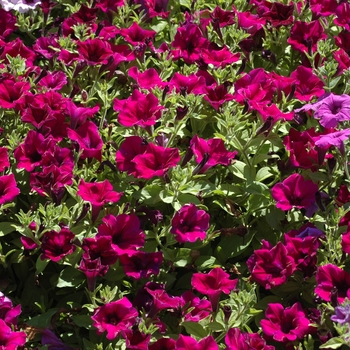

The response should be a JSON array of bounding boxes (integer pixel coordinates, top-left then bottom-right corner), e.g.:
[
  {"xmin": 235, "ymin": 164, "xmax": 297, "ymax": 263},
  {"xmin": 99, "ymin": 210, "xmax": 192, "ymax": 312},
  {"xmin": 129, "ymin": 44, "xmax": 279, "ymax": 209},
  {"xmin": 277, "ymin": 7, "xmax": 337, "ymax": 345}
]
[
  {"xmin": 295, "ymin": 93, "xmax": 350, "ymax": 128},
  {"xmin": 315, "ymin": 129, "xmax": 350, "ymax": 154},
  {"xmin": 331, "ymin": 301, "xmax": 350, "ymax": 325}
]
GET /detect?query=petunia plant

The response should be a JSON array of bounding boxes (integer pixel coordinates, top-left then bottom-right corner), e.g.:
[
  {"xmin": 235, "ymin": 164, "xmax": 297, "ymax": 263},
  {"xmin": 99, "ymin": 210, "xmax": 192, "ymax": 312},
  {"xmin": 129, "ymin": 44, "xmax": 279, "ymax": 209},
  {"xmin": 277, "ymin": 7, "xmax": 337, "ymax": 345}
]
[{"xmin": 1, "ymin": 0, "xmax": 350, "ymax": 349}]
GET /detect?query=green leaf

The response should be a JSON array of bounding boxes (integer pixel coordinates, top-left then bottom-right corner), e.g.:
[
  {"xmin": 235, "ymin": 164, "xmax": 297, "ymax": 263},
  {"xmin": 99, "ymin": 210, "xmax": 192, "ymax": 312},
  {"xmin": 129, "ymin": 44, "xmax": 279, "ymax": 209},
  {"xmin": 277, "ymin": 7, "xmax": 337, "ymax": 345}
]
[
  {"xmin": 159, "ymin": 189, "xmax": 174, "ymax": 203},
  {"xmin": 246, "ymin": 181, "xmax": 269, "ymax": 195},
  {"xmin": 27, "ymin": 308, "xmax": 59, "ymax": 327},
  {"xmin": 319, "ymin": 337, "xmax": 345, "ymax": 349},
  {"xmin": 207, "ymin": 321, "xmax": 225, "ymax": 331},
  {"xmin": 57, "ymin": 267, "xmax": 85, "ymax": 288},
  {"xmin": 195, "ymin": 256, "xmax": 217, "ymax": 270},
  {"xmin": 182, "ymin": 321, "xmax": 208, "ymax": 339},
  {"xmin": 36, "ymin": 255, "xmax": 49, "ymax": 274},
  {"xmin": 230, "ymin": 161, "xmax": 247, "ymax": 180},
  {"xmin": 0, "ymin": 222, "xmax": 16, "ymax": 236},
  {"xmin": 256, "ymin": 167, "xmax": 275, "ymax": 182},
  {"xmin": 71, "ymin": 315, "xmax": 93, "ymax": 328}
]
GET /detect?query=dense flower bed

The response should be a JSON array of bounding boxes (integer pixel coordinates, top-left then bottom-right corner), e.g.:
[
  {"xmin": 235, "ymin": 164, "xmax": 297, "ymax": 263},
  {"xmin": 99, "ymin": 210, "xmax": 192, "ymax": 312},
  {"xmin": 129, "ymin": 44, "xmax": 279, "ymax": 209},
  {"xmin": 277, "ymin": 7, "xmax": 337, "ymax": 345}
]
[{"xmin": 0, "ymin": 0, "xmax": 350, "ymax": 349}]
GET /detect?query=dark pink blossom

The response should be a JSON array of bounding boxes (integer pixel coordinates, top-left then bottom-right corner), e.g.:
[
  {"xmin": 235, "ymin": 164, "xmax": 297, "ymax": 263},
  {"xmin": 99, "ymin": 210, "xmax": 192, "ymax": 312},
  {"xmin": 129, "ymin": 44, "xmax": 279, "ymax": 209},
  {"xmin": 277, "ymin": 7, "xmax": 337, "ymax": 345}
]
[
  {"xmin": 259, "ymin": 1, "xmax": 294, "ymax": 27},
  {"xmin": 0, "ymin": 9, "xmax": 16, "ymax": 40},
  {"xmin": 117, "ymin": 22, "xmax": 156, "ymax": 46},
  {"xmin": 14, "ymin": 131, "xmax": 55, "ymax": 172},
  {"xmin": 190, "ymin": 135, "xmax": 237, "ymax": 174},
  {"xmin": 171, "ymin": 203, "xmax": 210, "ymax": 243},
  {"xmin": 128, "ymin": 67, "xmax": 164, "ymax": 90},
  {"xmin": 288, "ymin": 20, "xmax": 327, "ymax": 54},
  {"xmin": 77, "ymin": 38, "xmax": 114, "ymax": 65},
  {"xmin": 40, "ymin": 229, "xmax": 76, "ymax": 262},
  {"xmin": 149, "ymin": 338, "xmax": 176, "ymax": 350},
  {"xmin": 119, "ymin": 251, "xmax": 163, "ymax": 279},
  {"xmin": 335, "ymin": 2, "xmax": 350, "ymax": 30},
  {"xmin": 79, "ymin": 257, "xmax": 108, "ymax": 292},
  {"xmin": 0, "ymin": 292, "xmax": 21, "ymax": 326},
  {"xmin": 175, "ymin": 335, "xmax": 218, "ymax": 350},
  {"xmin": 37, "ymin": 71, "xmax": 67, "ymax": 92},
  {"xmin": 271, "ymin": 173, "xmax": 319, "ymax": 212},
  {"xmin": 201, "ymin": 45, "xmax": 240, "ymax": 68},
  {"xmin": 168, "ymin": 73, "xmax": 206, "ymax": 95},
  {"xmin": 290, "ymin": 66, "xmax": 325, "ymax": 102},
  {"xmin": 131, "ymin": 0, "xmax": 169, "ymax": 19},
  {"xmin": 0, "ymin": 319, "xmax": 26, "ymax": 350},
  {"xmin": 131, "ymin": 143, "xmax": 180, "ymax": 180},
  {"xmin": 181, "ymin": 291, "xmax": 212, "ymax": 322},
  {"xmin": 203, "ymin": 84, "xmax": 235, "ymax": 110},
  {"xmin": 97, "ymin": 214, "xmax": 145, "ymax": 256},
  {"xmin": 261, "ymin": 302, "xmax": 311, "ymax": 343},
  {"xmin": 30, "ymin": 165, "xmax": 73, "ymax": 205},
  {"xmin": 67, "ymin": 121, "xmax": 104, "ymax": 162},
  {"xmin": 82, "ymin": 236, "xmax": 118, "ymax": 267},
  {"xmin": 0, "ymin": 147, "xmax": 10, "ymax": 172},
  {"xmin": 116, "ymin": 136, "xmax": 148, "ymax": 176},
  {"xmin": 33, "ymin": 36, "xmax": 60, "ymax": 60},
  {"xmin": 0, "ymin": 174, "xmax": 20, "ymax": 205},
  {"xmin": 77, "ymin": 179, "xmax": 123, "ymax": 222},
  {"xmin": 248, "ymin": 241, "xmax": 296, "ymax": 289},
  {"xmin": 315, "ymin": 129, "xmax": 350, "ymax": 154},
  {"xmin": 192, "ymin": 267, "xmax": 237, "ymax": 311},
  {"xmin": 225, "ymin": 328, "xmax": 274, "ymax": 350},
  {"xmin": 171, "ymin": 23, "xmax": 209, "ymax": 64},
  {"xmin": 113, "ymin": 89, "xmax": 164, "ymax": 128},
  {"xmin": 0, "ymin": 78, "xmax": 30, "ymax": 109},
  {"xmin": 95, "ymin": 0, "xmax": 124, "ymax": 12},
  {"xmin": 65, "ymin": 100, "xmax": 100, "ymax": 130},
  {"xmin": 341, "ymin": 231, "xmax": 350, "ymax": 255},
  {"xmin": 91, "ymin": 297, "xmax": 138, "ymax": 340},
  {"xmin": 123, "ymin": 329, "xmax": 150, "ymax": 350},
  {"xmin": 0, "ymin": 37, "xmax": 37, "ymax": 67},
  {"xmin": 315, "ymin": 264, "xmax": 350, "ymax": 303},
  {"xmin": 309, "ymin": 0, "xmax": 338, "ymax": 17}
]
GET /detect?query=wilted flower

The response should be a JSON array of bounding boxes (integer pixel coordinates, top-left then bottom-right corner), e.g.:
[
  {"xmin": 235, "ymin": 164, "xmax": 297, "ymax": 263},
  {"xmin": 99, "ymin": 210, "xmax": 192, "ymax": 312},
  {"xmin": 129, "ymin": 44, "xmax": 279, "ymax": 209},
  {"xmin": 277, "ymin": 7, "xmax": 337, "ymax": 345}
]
[{"xmin": 91, "ymin": 297, "xmax": 138, "ymax": 340}]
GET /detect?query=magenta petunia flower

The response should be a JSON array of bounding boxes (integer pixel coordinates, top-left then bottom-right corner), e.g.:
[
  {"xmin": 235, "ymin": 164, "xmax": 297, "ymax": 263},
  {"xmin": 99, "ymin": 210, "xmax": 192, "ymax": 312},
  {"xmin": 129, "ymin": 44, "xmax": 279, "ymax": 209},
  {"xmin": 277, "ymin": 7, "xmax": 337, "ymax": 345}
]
[
  {"xmin": 181, "ymin": 291, "xmax": 212, "ymax": 322},
  {"xmin": 79, "ymin": 257, "xmax": 108, "ymax": 292},
  {"xmin": 261, "ymin": 302, "xmax": 311, "ymax": 343},
  {"xmin": 287, "ymin": 20, "xmax": 327, "ymax": 54},
  {"xmin": 82, "ymin": 236, "xmax": 118, "ymax": 267},
  {"xmin": 67, "ymin": 121, "xmax": 104, "ymax": 162},
  {"xmin": 171, "ymin": 203, "xmax": 210, "ymax": 243},
  {"xmin": 119, "ymin": 251, "xmax": 163, "ymax": 279},
  {"xmin": 0, "ymin": 318, "xmax": 26, "ymax": 350},
  {"xmin": 342, "ymin": 231, "xmax": 350, "ymax": 255},
  {"xmin": 315, "ymin": 264, "xmax": 350, "ymax": 303},
  {"xmin": 128, "ymin": 66, "xmax": 164, "ymax": 90},
  {"xmin": 0, "ymin": 147, "xmax": 10, "ymax": 172},
  {"xmin": 168, "ymin": 72, "xmax": 206, "ymax": 95},
  {"xmin": 271, "ymin": 173, "xmax": 319, "ymax": 212},
  {"xmin": 0, "ymin": 174, "xmax": 20, "ymax": 205},
  {"xmin": 91, "ymin": 297, "xmax": 138, "ymax": 340},
  {"xmin": 247, "ymin": 241, "xmax": 296, "ymax": 290},
  {"xmin": 116, "ymin": 22, "xmax": 156, "ymax": 46},
  {"xmin": 77, "ymin": 179, "xmax": 123, "ymax": 222},
  {"xmin": 0, "ymin": 8, "xmax": 16, "ymax": 40},
  {"xmin": 65, "ymin": 100, "xmax": 100, "ymax": 130},
  {"xmin": 225, "ymin": 327, "xmax": 275, "ymax": 350},
  {"xmin": 149, "ymin": 338, "xmax": 176, "ymax": 350},
  {"xmin": 97, "ymin": 214, "xmax": 145, "ymax": 256},
  {"xmin": 40, "ymin": 228, "xmax": 75, "ymax": 262},
  {"xmin": 0, "ymin": 292, "xmax": 21, "ymax": 326},
  {"xmin": 37, "ymin": 71, "xmax": 67, "ymax": 92},
  {"xmin": 190, "ymin": 135, "xmax": 237, "ymax": 174},
  {"xmin": 113, "ymin": 89, "xmax": 164, "ymax": 128},
  {"xmin": 77, "ymin": 38, "xmax": 113, "ymax": 65},
  {"xmin": 295, "ymin": 93, "xmax": 350, "ymax": 128},
  {"xmin": 175, "ymin": 335, "xmax": 218, "ymax": 350},
  {"xmin": 131, "ymin": 143, "xmax": 180, "ymax": 180},
  {"xmin": 115, "ymin": 136, "xmax": 148, "ymax": 177},
  {"xmin": 192, "ymin": 267, "xmax": 237, "ymax": 311}
]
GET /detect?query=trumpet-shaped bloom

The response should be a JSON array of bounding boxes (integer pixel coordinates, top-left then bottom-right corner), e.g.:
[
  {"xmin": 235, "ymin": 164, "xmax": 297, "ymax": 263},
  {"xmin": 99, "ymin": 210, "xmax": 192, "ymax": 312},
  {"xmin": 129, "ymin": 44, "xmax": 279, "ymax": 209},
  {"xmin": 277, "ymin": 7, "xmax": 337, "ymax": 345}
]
[
  {"xmin": 271, "ymin": 173, "xmax": 318, "ymax": 212},
  {"xmin": 261, "ymin": 302, "xmax": 311, "ymax": 343},
  {"xmin": 77, "ymin": 179, "xmax": 123, "ymax": 222},
  {"xmin": 40, "ymin": 229, "xmax": 76, "ymax": 262},
  {"xmin": 0, "ymin": 174, "xmax": 20, "ymax": 205},
  {"xmin": 91, "ymin": 297, "xmax": 138, "ymax": 340},
  {"xmin": 0, "ymin": 319, "xmax": 26, "ymax": 350},
  {"xmin": 247, "ymin": 241, "xmax": 296, "ymax": 289},
  {"xmin": 191, "ymin": 267, "xmax": 237, "ymax": 311},
  {"xmin": 113, "ymin": 89, "xmax": 164, "ymax": 128},
  {"xmin": 171, "ymin": 203, "xmax": 210, "ymax": 243}
]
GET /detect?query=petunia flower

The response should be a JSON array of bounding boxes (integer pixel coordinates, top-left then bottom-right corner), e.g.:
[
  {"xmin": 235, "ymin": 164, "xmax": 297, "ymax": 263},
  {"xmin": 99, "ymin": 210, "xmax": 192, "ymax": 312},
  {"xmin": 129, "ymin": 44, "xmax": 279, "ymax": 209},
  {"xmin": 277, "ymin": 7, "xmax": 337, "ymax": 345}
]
[
  {"xmin": 40, "ymin": 228, "xmax": 76, "ymax": 262},
  {"xmin": 131, "ymin": 143, "xmax": 180, "ymax": 180},
  {"xmin": 113, "ymin": 89, "xmax": 164, "ymax": 128},
  {"xmin": 77, "ymin": 179, "xmax": 123, "ymax": 222},
  {"xmin": 247, "ymin": 241, "xmax": 296, "ymax": 289},
  {"xmin": 190, "ymin": 135, "xmax": 237, "ymax": 174},
  {"xmin": 91, "ymin": 297, "xmax": 138, "ymax": 340},
  {"xmin": 261, "ymin": 302, "xmax": 311, "ymax": 343},
  {"xmin": 271, "ymin": 173, "xmax": 319, "ymax": 213},
  {"xmin": 331, "ymin": 301, "xmax": 350, "ymax": 325},
  {"xmin": 315, "ymin": 264, "xmax": 350, "ymax": 303},
  {"xmin": 0, "ymin": 174, "xmax": 20, "ymax": 205},
  {"xmin": 171, "ymin": 203, "xmax": 210, "ymax": 243},
  {"xmin": 295, "ymin": 93, "xmax": 350, "ymax": 128},
  {"xmin": 0, "ymin": 318, "xmax": 26, "ymax": 350},
  {"xmin": 315, "ymin": 129, "xmax": 350, "ymax": 154},
  {"xmin": 175, "ymin": 335, "xmax": 218, "ymax": 350},
  {"xmin": 0, "ymin": 292, "xmax": 21, "ymax": 326},
  {"xmin": 191, "ymin": 267, "xmax": 237, "ymax": 311},
  {"xmin": 97, "ymin": 214, "xmax": 145, "ymax": 256},
  {"xmin": 0, "ymin": 0, "xmax": 41, "ymax": 13}
]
